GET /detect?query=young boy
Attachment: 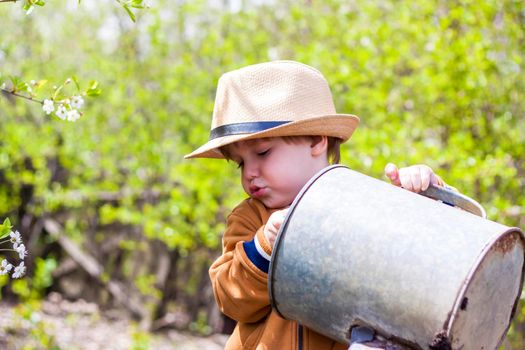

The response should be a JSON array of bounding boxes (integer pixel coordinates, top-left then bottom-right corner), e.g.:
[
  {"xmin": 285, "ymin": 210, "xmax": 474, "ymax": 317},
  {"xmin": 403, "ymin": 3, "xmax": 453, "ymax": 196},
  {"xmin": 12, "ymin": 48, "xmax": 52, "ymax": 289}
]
[{"xmin": 185, "ymin": 61, "xmax": 449, "ymax": 350}]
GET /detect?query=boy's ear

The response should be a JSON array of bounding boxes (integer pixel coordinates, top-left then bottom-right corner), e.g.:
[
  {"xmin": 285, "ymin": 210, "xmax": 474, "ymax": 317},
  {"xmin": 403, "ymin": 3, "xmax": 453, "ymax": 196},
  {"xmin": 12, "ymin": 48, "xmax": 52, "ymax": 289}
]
[{"xmin": 310, "ymin": 136, "xmax": 328, "ymax": 157}]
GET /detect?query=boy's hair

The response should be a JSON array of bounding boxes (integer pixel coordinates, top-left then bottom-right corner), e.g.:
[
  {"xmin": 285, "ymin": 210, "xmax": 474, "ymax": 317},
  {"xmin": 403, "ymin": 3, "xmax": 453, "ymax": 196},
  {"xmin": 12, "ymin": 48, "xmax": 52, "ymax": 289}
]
[{"xmin": 220, "ymin": 136, "xmax": 342, "ymax": 165}]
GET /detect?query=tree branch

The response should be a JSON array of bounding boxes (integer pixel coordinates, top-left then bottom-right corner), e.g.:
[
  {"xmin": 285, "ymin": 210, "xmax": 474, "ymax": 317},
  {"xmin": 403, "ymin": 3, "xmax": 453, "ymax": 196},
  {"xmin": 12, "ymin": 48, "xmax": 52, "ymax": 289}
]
[{"xmin": 1, "ymin": 88, "xmax": 44, "ymax": 104}]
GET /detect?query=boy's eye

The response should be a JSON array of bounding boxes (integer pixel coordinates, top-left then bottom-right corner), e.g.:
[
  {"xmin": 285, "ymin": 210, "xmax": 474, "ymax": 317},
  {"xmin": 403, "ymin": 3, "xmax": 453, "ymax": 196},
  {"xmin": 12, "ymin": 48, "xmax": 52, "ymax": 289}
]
[{"xmin": 257, "ymin": 149, "xmax": 270, "ymax": 156}]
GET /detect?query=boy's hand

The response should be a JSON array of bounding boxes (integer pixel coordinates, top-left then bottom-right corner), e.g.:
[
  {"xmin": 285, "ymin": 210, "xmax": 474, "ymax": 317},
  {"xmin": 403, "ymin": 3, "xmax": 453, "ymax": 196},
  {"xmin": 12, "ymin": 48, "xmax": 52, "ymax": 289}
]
[
  {"xmin": 384, "ymin": 163, "xmax": 440, "ymax": 193},
  {"xmin": 264, "ymin": 209, "xmax": 289, "ymax": 248}
]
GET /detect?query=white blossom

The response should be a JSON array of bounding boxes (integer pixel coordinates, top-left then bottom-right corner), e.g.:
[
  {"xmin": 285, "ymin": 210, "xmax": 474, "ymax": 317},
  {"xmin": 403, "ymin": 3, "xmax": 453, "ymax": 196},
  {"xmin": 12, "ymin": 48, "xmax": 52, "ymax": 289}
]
[
  {"xmin": 9, "ymin": 230, "xmax": 22, "ymax": 246},
  {"xmin": 16, "ymin": 243, "xmax": 27, "ymax": 260},
  {"xmin": 12, "ymin": 262, "xmax": 25, "ymax": 279},
  {"xmin": 67, "ymin": 109, "xmax": 81, "ymax": 122},
  {"xmin": 71, "ymin": 95, "xmax": 84, "ymax": 109},
  {"xmin": 56, "ymin": 104, "xmax": 67, "ymax": 120},
  {"xmin": 0, "ymin": 259, "xmax": 12, "ymax": 275},
  {"xmin": 42, "ymin": 99, "xmax": 54, "ymax": 115}
]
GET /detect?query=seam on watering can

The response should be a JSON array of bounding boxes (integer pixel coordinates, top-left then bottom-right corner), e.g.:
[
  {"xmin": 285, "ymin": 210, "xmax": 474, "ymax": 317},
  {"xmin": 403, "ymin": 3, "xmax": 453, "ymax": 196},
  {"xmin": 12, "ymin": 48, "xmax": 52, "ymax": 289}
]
[{"xmin": 243, "ymin": 239, "xmax": 270, "ymax": 273}]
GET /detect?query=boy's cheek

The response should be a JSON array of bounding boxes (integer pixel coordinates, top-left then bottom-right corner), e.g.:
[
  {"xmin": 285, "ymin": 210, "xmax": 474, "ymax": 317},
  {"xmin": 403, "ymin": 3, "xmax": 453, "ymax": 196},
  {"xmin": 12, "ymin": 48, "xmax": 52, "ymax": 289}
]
[{"xmin": 241, "ymin": 182, "xmax": 250, "ymax": 196}]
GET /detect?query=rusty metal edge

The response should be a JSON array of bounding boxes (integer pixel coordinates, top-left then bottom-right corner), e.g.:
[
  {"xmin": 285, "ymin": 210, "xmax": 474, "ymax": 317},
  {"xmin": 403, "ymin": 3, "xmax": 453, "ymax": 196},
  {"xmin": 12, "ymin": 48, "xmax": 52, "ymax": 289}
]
[{"xmin": 445, "ymin": 227, "xmax": 525, "ymax": 347}]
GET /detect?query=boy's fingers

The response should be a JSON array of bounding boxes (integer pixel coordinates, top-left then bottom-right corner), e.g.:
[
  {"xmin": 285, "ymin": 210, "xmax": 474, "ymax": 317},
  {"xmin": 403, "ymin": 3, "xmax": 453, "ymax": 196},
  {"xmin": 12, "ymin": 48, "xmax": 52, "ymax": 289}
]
[
  {"xmin": 270, "ymin": 209, "xmax": 287, "ymax": 229},
  {"xmin": 410, "ymin": 166, "xmax": 422, "ymax": 193},
  {"xmin": 429, "ymin": 172, "xmax": 440, "ymax": 186},
  {"xmin": 384, "ymin": 163, "xmax": 401, "ymax": 186},
  {"xmin": 398, "ymin": 167, "xmax": 411, "ymax": 190},
  {"xmin": 420, "ymin": 166, "xmax": 431, "ymax": 191},
  {"xmin": 392, "ymin": 164, "xmax": 437, "ymax": 193}
]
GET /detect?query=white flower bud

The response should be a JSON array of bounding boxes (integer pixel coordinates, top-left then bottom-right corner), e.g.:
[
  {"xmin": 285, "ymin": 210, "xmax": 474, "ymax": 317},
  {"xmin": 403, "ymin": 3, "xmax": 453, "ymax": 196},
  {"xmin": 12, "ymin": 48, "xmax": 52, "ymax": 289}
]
[
  {"xmin": 42, "ymin": 99, "xmax": 54, "ymax": 115},
  {"xmin": 0, "ymin": 259, "xmax": 13, "ymax": 275},
  {"xmin": 67, "ymin": 109, "xmax": 81, "ymax": 122},
  {"xmin": 71, "ymin": 95, "xmax": 84, "ymax": 109},
  {"xmin": 16, "ymin": 243, "xmax": 27, "ymax": 260},
  {"xmin": 12, "ymin": 262, "xmax": 25, "ymax": 279},
  {"xmin": 56, "ymin": 105, "xmax": 67, "ymax": 120}
]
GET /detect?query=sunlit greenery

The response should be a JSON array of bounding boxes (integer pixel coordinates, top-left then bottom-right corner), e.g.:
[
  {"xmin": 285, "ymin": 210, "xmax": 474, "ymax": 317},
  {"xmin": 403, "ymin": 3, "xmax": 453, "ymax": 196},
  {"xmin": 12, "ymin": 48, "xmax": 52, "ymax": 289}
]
[{"xmin": 0, "ymin": 0, "xmax": 523, "ymax": 348}]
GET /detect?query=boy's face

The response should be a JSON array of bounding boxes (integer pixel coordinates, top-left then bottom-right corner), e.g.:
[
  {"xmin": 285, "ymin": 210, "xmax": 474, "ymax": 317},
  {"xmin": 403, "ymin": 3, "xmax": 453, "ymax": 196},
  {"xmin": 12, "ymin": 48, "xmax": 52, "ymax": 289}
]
[{"xmin": 226, "ymin": 137, "xmax": 329, "ymax": 209}]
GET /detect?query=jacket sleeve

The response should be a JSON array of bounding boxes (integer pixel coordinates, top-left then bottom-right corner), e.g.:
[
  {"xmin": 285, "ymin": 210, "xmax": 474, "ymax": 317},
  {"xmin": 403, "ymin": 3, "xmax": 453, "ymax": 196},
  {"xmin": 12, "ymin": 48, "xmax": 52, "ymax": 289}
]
[{"xmin": 209, "ymin": 200, "xmax": 274, "ymax": 323}]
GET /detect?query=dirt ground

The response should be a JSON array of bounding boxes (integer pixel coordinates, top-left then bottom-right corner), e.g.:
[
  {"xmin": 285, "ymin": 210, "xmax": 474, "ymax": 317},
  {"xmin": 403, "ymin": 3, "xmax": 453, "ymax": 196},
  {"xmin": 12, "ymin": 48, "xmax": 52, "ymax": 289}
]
[{"xmin": 0, "ymin": 293, "xmax": 228, "ymax": 350}]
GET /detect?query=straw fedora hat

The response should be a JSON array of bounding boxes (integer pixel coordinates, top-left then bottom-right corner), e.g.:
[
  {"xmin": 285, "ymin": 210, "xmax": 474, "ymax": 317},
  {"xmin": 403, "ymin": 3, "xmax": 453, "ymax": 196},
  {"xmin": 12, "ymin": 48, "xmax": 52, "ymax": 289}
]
[{"xmin": 184, "ymin": 60, "xmax": 359, "ymax": 159}]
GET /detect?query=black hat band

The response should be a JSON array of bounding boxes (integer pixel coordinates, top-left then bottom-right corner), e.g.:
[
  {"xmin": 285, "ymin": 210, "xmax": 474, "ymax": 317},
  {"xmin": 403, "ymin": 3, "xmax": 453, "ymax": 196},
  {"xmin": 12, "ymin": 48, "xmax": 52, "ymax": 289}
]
[{"xmin": 209, "ymin": 121, "xmax": 290, "ymax": 140}]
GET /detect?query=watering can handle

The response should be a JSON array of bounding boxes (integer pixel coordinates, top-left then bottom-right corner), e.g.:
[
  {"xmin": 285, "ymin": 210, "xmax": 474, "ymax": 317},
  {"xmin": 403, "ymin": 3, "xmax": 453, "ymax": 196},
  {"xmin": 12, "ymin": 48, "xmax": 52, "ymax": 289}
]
[{"xmin": 420, "ymin": 184, "xmax": 486, "ymax": 218}]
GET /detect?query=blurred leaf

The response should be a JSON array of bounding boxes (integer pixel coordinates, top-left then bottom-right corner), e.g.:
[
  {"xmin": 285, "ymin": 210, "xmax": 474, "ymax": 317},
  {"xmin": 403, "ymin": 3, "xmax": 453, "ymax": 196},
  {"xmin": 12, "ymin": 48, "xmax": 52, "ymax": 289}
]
[
  {"xmin": 0, "ymin": 218, "xmax": 12, "ymax": 239},
  {"xmin": 122, "ymin": 4, "xmax": 136, "ymax": 22},
  {"xmin": 85, "ymin": 80, "xmax": 101, "ymax": 96}
]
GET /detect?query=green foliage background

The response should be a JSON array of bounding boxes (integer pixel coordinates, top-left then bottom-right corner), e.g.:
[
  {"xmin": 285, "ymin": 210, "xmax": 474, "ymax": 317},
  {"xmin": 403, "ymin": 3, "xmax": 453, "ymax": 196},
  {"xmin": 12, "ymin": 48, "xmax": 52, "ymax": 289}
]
[{"xmin": 0, "ymin": 0, "xmax": 524, "ymax": 347}]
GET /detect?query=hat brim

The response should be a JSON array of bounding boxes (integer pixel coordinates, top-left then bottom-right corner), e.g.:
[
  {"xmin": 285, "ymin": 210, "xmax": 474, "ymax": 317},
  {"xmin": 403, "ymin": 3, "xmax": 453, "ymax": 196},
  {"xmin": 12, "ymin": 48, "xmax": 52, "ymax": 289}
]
[{"xmin": 184, "ymin": 114, "xmax": 359, "ymax": 159}]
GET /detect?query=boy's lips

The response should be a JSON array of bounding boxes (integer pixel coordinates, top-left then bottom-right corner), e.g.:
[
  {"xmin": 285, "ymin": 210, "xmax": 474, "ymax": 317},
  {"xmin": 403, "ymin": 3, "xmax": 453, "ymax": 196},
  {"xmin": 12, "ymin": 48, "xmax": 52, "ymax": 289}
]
[{"xmin": 249, "ymin": 185, "xmax": 266, "ymax": 198}]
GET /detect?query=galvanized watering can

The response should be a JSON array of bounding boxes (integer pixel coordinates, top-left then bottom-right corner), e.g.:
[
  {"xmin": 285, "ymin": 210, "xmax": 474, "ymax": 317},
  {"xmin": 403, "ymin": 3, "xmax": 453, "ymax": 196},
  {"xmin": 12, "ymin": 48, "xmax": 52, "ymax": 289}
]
[{"xmin": 269, "ymin": 165, "xmax": 525, "ymax": 350}]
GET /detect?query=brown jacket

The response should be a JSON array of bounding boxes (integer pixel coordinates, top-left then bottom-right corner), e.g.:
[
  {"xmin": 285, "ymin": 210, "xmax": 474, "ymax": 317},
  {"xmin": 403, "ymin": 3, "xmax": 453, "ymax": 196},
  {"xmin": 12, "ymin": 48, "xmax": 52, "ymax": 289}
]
[{"xmin": 209, "ymin": 198, "xmax": 347, "ymax": 350}]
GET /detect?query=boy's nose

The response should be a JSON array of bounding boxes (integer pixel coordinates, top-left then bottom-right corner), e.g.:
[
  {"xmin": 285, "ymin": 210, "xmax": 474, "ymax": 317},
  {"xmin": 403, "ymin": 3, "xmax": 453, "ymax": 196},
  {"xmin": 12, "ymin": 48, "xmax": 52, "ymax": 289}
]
[{"xmin": 243, "ymin": 162, "xmax": 259, "ymax": 180}]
